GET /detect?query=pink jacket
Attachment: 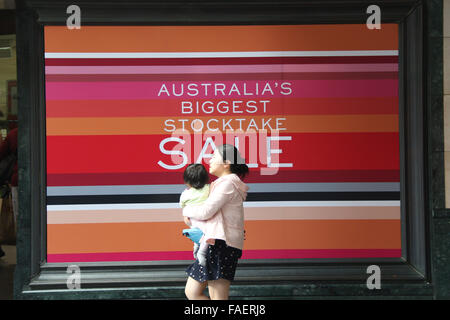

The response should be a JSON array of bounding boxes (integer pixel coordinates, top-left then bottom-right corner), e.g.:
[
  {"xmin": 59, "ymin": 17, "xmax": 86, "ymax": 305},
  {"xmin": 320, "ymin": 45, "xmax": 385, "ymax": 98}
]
[{"xmin": 182, "ymin": 173, "xmax": 249, "ymax": 250}]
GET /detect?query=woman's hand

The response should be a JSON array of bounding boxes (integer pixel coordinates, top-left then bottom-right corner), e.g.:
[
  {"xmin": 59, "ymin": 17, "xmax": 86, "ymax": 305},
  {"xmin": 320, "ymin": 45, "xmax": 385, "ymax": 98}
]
[{"xmin": 184, "ymin": 216, "xmax": 192, "ymax": 226}]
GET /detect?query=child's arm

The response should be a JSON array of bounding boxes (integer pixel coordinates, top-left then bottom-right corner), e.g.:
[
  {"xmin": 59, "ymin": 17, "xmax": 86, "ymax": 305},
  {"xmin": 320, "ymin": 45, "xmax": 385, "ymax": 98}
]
[{"xmin": 179, "ymin": 188, "xmax": 191, "ymax": 208}]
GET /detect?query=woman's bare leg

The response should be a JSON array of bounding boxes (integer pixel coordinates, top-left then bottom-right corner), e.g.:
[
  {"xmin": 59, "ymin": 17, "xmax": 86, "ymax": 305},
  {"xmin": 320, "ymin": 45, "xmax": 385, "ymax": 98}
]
[
  {"xmin": 185, "ymin": 277, "xmax": 209, "ymax": 300},
  {"xmin": 208, "ymin": 278, "xmax": 231, "ymax": 300}
]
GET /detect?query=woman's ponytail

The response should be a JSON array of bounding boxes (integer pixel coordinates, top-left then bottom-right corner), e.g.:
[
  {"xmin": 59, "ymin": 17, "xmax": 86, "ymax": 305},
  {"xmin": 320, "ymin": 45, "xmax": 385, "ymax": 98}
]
[{"xmin": 217, "ymin": 144, "xmax": 249, "ymax": 180}]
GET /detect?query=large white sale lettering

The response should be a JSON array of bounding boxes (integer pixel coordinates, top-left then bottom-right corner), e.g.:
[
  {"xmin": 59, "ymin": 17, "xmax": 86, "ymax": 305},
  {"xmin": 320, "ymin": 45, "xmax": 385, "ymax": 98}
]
[
  {"xmin": 157, "ymin": 131, "xmax": 292, "ymax": 175},
  {"xmin": 156, "ymin": 80, "xmax": 294, "ymax": 175}
]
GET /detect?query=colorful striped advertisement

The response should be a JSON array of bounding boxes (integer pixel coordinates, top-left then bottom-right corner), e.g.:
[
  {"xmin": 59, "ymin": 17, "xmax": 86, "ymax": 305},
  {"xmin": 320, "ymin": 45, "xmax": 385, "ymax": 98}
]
[{"xmin": 44, "ymin": 25, "xmax": 401, "ymax": 263}]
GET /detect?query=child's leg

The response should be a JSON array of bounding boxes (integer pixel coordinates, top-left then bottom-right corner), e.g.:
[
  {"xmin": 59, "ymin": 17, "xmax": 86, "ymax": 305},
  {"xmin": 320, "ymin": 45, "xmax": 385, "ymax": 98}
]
[
  {"xmin": 193, "ymin": 242, "xmax": 199, "ymax": 259},
  {"xmin": 197, "ymin": 242, "xmax": 209, "ymax": 266}
]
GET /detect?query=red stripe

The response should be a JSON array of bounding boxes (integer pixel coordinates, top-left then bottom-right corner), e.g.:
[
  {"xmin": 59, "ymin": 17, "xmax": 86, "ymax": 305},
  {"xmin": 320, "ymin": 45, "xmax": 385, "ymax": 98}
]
[
  {"xmin": 46, "ymin": 249, "xmax": 402, "ymax": 263},
  {"xmin": 46, "ymin": 133, "xmax": 400, "ymax": 174},
  {"xmin": 46, "ymin": 170, "xmax": 400, "ymax": 186},
  {"xmin": 45, "ymin": 72, "xmax": 398, "ymax": 82},
  {"xmin": 46, "ymin": 97, "xmax": 399, "ymax": 118},
  {"xmin": 44, "ymin": 56, "xmax": 399, "ymax": 66}
]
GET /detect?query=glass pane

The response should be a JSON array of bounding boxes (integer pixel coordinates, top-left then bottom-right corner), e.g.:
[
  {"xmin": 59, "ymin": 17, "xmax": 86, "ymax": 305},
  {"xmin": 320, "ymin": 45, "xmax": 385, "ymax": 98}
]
[{"xmin": 44, "ymin": 25, "xmax": 401, "ymax": 263}]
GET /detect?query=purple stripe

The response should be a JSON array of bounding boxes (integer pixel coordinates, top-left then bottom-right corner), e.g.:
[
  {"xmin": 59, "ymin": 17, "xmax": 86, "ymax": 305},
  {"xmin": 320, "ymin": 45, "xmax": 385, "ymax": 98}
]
[
  {"xmin": 44, "ymin": 56, "xmax": 399, "ymax": 66},
  {"xmin": 45, "ymin": 72, "xmax": 399, "ymax": 82},
  {"xmin": 45, "ymin": 79, "xmax": 399, "ymax": 100},
  {"xmin": 47, "ymin": 249, "xmax": 402, "ymax": 262}
]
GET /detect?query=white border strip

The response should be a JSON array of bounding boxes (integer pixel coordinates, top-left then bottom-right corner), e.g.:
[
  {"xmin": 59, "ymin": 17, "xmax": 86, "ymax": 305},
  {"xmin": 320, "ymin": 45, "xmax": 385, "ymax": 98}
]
[
  {"xmin": 44, "ymin": 50, "xmax": 399, "ymax": 59},
  {"xmin": 47, "ymin": 201, "xmax": 401, "ymax": 211}
]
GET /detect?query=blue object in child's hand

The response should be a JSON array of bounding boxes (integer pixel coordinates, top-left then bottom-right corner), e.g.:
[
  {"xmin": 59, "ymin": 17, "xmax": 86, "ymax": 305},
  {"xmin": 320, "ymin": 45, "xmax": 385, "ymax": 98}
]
[{"xmin": 182, "ymin": 227, "xmax": 203, "ymax": 245}]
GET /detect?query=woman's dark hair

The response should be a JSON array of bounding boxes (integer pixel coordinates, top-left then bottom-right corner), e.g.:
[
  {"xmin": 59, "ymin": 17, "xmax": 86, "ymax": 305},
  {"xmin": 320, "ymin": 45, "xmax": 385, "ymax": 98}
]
[
  {"xmin": 217, "ymin": 144, "xmax": 249, "ymax": 180},
  {"xmin": 183, "ymin": 163, "xmax": 209, "ymax": 189}
]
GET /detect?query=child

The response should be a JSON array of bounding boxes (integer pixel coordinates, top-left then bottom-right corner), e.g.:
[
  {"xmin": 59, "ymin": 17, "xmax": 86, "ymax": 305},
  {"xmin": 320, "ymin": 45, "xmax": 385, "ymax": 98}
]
[{"xmin": 180, "ymin": 163, "xmax": 226, "ymax": 266}]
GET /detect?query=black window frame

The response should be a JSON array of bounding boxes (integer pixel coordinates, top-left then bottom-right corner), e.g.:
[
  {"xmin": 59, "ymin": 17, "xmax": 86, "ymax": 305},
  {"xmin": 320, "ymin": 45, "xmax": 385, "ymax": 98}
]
[{"xmin": 15, "ymin": 0, "xmax": 431, "ymax": 296}]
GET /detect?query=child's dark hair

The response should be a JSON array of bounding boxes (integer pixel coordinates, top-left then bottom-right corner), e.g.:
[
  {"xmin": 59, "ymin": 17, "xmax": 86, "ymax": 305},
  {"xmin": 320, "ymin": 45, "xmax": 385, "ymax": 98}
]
[
  {"xmin": 217, "ymin": 144, "xmax": 249, "ymax": 180},
  {"xmin": 183, "ymin": 163, "xmax": 209, "ymax": 189}
]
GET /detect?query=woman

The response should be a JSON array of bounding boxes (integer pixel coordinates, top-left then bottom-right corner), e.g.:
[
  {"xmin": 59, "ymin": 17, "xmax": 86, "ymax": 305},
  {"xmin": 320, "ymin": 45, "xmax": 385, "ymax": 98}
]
[{"xmin": 183, "ymin": 144, "xmax": 249, "ymax": 300}]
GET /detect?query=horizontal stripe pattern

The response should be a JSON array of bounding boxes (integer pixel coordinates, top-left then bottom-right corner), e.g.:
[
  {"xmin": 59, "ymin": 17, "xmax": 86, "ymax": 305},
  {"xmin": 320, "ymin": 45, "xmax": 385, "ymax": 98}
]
[
  {"xmin": 46, "ymin": 133, "xmax": 400, "ymax": 173},
  {"xmin": 47, "ymin": 203, "xmax": 400, "ymax": 224},
  {"xmin": 47, "ymin": 220, "xmax": 401, "ymax": 254},
  {"xmin": 47, "ymin": 200, "xmax": 401, "ymax": 211},
  {"xmin": 46, "ymin": 182, "xmax": 401, "ymax": 196},
  {"xmin": 46, "ymin": 97, "xmax": 399, "ymax": 118},
  {"xmin": 46, "ymin": 115, "xmax": 399, "ymax": 135},
  {"xmin": 46, "ymin": 192, "xmax": 400, "ymax": 205},
  {"xmin": 45, "ymin": 25, "xmax": 401, "ymax": 262},
  {"xmin": 46, "ymin": 72, "xmax": 398, "ymax": 82},
  {"xmin": 44, "ymin": 56, "xmax": 399, "ymax": 66},
  {"xmin": 47, "ymin": 249, "xmax": 402, "ymax": 263},
  {"xmin": 45, "ymin": 63, "xmax": 399, "ymax": 74},
  {"xmin": 44, "ymin": 25, "xmax": 398, "ymax": 53},
  {"xmin": 45, "ymin": 79, "xmax": 399, "ymax": 100},
  {"xmin": 45, "ymin": 51, "xmax": 400, "ymax": 59},
  {"xmin": 47, "ymin": 170, "xmax": 401, "ymax": 186}
]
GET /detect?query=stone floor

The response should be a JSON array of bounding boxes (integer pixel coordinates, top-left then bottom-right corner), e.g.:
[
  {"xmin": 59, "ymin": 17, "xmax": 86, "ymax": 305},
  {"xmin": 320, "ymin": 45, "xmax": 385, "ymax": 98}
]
[{"xmin": 0, "ymin": 245, "xmax": 16, "ymax": 300}]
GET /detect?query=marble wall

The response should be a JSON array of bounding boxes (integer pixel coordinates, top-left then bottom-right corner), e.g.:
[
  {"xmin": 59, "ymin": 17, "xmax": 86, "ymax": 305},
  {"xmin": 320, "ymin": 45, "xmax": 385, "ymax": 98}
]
[
  {"xmin": 431, "ymin": 0, "xmax": 450, "ymax": 299},
  {"xmin": 444, "ymin": 0, "xmax": 450, "ymax": 206}
]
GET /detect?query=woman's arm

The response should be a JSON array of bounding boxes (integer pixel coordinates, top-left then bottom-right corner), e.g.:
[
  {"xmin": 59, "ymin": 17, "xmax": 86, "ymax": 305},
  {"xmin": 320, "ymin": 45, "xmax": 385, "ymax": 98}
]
[{"xmin": 182, "ymin": 180, "xmax": 234, "ymax": 221}]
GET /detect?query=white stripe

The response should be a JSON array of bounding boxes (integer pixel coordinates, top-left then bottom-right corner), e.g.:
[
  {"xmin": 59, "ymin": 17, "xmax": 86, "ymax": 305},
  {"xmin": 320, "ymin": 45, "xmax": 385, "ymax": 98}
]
[
  {"xmin": 47, "ymin": 203, "xmax": 180, "ymax": 211},
  {"xmin": 44, "ymin": 50, "xmax": 399, "ymax": 59},
  {"xmin": 243, "ymin": 201, "xmax": 400, "ymax": 207},
  {"xmin": 46, "ymin": 200, "xmax": 400, "ymax": 211}
]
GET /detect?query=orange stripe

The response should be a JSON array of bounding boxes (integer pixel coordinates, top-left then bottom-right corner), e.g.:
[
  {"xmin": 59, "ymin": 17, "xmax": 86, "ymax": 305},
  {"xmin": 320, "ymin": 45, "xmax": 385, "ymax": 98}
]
[
  {"xmin": 47, "ymin": 220, "xmax": 401, "ymax": 254},
  {"xmin": 44, "ymin": 25, "xmax": 398, "ymax": 53},
  {"xmin": 45, "ymin": 97, "xmax": 400, "ymax": 118},
  {"xmin": 46, "ymin": 115, "xmax": 399, "ymax": 136}
]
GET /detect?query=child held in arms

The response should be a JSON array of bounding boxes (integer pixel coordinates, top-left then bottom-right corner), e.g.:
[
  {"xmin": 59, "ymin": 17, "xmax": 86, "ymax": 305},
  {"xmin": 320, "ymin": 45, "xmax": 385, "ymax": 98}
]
[{"xmin": 180, "ymin": 163, "xmax": 226, "ymax": 266}]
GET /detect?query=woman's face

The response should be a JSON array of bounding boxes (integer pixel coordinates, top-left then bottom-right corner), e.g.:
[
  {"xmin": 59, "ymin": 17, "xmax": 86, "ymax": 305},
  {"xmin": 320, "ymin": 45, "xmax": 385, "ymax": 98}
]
[{"xmin": 208, "ymin": 149, "xmax": 230, "ymax": 177}]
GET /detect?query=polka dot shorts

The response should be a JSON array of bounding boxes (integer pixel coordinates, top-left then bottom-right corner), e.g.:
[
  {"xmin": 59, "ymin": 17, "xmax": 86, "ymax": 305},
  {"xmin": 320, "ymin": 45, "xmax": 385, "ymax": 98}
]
[{"xmin": 186, "ymin": 240, "xmax": 242, "ymax": 282}]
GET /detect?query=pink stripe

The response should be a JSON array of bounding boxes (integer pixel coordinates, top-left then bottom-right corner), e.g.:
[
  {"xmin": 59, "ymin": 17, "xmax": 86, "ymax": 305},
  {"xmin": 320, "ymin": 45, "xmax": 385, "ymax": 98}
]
[
  {"xmin": 47, "ymin": 251, "xmax": 195, "ymax": 263},
  {"xmin": 45, "ymin": 80, "xmax": 398, "ymax": 100},
  {"xmin": 241, "ymin": 249, "xmax": 401, "ymax": 259},
  {"xmin": 45, "ymin": 63, "xmax": 399, "ymax": 75},
  {"xmin": 47, "ymin": 249, "xmax": 401, "ymax": 263}
]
